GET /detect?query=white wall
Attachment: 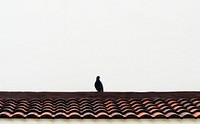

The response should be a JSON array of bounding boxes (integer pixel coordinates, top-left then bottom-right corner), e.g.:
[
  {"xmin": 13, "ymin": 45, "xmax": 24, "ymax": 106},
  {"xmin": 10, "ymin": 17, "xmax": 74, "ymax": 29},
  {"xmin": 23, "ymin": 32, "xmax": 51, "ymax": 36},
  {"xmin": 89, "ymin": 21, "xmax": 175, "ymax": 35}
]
[{"xmin": 0, "ymin": 0, "xmax": 200, "ymax": 92}]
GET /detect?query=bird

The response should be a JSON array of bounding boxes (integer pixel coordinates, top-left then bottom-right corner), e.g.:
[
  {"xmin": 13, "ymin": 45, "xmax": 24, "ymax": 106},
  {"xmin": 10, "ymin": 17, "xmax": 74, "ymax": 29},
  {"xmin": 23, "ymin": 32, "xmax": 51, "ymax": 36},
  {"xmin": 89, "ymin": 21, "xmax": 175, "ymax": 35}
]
[{"xmin": 95, "ymin": 76, "xmax": 104, "ymax": 92}]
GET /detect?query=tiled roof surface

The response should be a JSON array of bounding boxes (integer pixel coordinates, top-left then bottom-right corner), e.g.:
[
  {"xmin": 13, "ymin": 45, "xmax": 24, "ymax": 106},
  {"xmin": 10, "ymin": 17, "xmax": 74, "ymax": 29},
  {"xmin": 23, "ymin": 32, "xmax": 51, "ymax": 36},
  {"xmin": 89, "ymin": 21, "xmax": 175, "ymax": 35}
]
[{"xmin": 0, "ymin": 92, "xmax": 200, "ymax": 119}]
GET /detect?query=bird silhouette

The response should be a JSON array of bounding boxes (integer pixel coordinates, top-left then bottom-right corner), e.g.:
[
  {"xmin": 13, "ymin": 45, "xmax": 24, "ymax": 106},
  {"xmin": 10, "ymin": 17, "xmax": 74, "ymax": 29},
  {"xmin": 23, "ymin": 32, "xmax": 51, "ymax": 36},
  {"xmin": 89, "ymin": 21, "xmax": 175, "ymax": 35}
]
[{"xmin": 95, "ymin": 76, "xmax": 104, "ymax": 92}]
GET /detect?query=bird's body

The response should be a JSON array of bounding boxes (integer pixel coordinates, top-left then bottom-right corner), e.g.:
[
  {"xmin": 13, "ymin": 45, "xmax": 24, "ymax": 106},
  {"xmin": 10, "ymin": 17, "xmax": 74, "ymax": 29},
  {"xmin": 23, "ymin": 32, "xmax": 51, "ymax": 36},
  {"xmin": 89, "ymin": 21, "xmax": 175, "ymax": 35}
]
[{"xmin": 95, "ymin": 76, "xmax": 104, "ymax": 92}]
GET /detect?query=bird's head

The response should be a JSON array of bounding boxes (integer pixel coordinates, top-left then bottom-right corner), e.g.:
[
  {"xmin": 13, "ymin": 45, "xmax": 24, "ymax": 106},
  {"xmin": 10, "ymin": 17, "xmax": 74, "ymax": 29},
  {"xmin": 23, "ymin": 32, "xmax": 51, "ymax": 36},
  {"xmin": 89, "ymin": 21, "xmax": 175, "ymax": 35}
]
[{"xmin": 96, "ymin": 76, "xmax": 100, "ymax": 79}]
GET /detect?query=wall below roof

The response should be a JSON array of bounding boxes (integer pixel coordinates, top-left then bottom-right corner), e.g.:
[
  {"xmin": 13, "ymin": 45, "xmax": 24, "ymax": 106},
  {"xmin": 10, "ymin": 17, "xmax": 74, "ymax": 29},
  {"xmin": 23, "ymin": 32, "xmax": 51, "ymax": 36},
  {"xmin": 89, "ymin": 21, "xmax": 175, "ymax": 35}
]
[{"xmin": 0, "ymin": 119, "xmax": 200, "ymax": 124}]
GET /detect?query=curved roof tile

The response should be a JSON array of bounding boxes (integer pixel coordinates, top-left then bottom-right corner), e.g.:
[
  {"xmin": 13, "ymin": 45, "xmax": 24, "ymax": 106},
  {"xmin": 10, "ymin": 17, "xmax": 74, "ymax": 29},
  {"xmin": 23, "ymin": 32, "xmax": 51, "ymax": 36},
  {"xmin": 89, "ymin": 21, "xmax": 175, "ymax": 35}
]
[{"xmin": 0, "ymin": 92, "xmax": 199, "ymax": 119}]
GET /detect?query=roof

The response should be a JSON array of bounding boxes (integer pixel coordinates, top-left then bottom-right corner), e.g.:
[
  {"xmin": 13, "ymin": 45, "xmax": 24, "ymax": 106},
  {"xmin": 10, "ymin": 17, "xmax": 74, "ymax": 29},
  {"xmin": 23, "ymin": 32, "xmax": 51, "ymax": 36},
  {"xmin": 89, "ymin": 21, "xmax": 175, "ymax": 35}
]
[{"xmin": 0, "ymin": 92, "xmax": 200, "ymax": 119}]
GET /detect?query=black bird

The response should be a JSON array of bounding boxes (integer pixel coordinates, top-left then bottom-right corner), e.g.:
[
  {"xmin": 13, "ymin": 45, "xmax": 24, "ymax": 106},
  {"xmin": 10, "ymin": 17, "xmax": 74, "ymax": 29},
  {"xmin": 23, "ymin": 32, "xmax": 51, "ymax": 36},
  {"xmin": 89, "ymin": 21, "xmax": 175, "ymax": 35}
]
[{"xmin": 95, "ymin": 76, "xmax": 104, "ymax": 92}]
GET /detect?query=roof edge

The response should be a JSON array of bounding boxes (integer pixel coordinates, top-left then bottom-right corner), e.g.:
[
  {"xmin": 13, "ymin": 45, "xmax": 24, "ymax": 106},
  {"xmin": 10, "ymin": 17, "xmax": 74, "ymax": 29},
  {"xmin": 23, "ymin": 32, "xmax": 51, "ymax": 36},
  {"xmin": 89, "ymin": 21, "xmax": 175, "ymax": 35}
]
[{"xmin": 0, "ymin": 91, "xmax": 200, "ymax": 99}]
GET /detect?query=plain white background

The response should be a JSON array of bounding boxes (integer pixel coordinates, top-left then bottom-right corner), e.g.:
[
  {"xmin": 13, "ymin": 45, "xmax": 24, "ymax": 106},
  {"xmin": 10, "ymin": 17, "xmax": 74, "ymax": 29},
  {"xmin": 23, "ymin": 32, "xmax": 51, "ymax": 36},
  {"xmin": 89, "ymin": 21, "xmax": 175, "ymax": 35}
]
[{"xmin": 0, "ymin": 0, "xmax": 200, "ymax": 92}]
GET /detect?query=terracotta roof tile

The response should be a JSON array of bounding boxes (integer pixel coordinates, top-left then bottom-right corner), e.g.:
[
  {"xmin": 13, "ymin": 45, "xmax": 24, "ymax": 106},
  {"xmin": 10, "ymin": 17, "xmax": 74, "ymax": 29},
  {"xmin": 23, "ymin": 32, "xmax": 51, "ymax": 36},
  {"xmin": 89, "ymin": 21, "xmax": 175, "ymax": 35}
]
[{"xmin": 0, "ymin": 92, "xmax": 200, "ymax": 119}]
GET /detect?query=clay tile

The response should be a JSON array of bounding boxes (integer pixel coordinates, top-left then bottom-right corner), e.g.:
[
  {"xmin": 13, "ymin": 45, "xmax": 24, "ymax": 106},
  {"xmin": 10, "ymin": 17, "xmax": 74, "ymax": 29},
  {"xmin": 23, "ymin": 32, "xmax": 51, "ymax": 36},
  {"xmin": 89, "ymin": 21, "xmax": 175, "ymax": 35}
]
[
  {"xmin": 30, "ymin": 103, "xmax": 42, "ymax": 108},
  {"xmin": 118, "ymin": 103, "xmax": 129, "ymax": 108},
  {"xmin": 42, "ymin": 108, "xmax": 54, "ymax": 113},
  {"xmin": 104, "ymin": 101, "xmax": 114, "ymax": 106},
  {"xmin": 165, "ymin": 98, "xmax": 175, "ymax": 102},
  {"xmin": 191, "ymin": 98, "xmax": 199, "ymax": 101},
  {"xmin": 165, "ymin": 112, "xmax": 180, "ymax": 118},
  {"xmin": 81, "ymin": 105, "xmax": 92, "ymax": 110},
  {"xmin": 30, "ymin": 99, "xmax": 41, "ymax": 104},
  {"xmin": 141, "ymin": 98, "xmax": 151, "ymax": 102},
  {"xmin": 5, "ymin": 99, "xmax": 17, "ymax": 104},
  {"xmin": 69, "ymin": 108, "xmax": 80, "ymax": 114},
  {"xmin": 180, "ymin": 100, "xmax": 189, "ymax": 105},
  {"xmin": 189, "ymin": 108, "xmax": 200, "ymax": 113},
  {"xmin": 149, "ymin": 108, "xmax": 160, "ymax": 113},
  {"xmin": 79, "ymin": 100, "xmax": 90, "ymax": 105},
  {"xmin": 129, "ymin": 100, "xmax": 139, "ymax": 105},
  {"xmin": 55, "ymin": 105, "xmax": 67, "ymax": 110},
  {"xmin": 124, "ymin": 112, "xmax": 137, "ymax": 118},
  {"xmin": 122, "ymin": 108, "xmax": 133, "ymax": 114},
  {"xmin": 4, "ymin": 103, "xmax": 16, "ymax": 109},
  {"xmin": 105, "ymin": 103, "xmax": 116, "ymax": 108},
  {"xmin": 0, "ymin": 100, "xmax": 4, "ymax": 104},
  {"xmin": 157, "ymin": 103, "xmax": 167, "ymax": 108},
  {"xmin": 15, "ymin": 108, "xmax": 28, "ymax": 113},
  {"xmin": 192, "ymin": 100, "xmax": 200, "ymax": 105},
  {"xmin": 177, "ymin": 98, "xmax": 188, "ymax": 102},
  {"xmin": 131, "ymin": 103, "xmax": 142, "ymax": 108},
  {"xmin": 69, "ymin": 106, "xmax": 79, "ymax": 110},
  {"xmin": 0, "ymin": 112, "xmax": 12, "ymax": 118},
  {"xmin": 95, "ymin": 112, "xmax": 109, "ymax": 118},
  {"xmin": 137, "ymin": 112, "xmax": 151, "ymax": 118},
  {"xmin": 195, "ymin": 103, "xmax": 200, "ymax": 107},
  {"xmin": 28, "ymin": 108, "xmax": 41, "ymax": 113},
  {"xmin": 81, "ymin": 108, "xmax": 93, "ymax": 114},
  {"xmin": 55, "ymin": 99, "xmax": 67, "ymax": 103},
  {"xmin": 120, "ymin": 105, "xmax": 131, "ymax": 111},
  {"xmin": 55, "ymin": 108, "xmax": 68, "ymax": 113},
  {"xmin": 1, "ymin": 108, "xmax": 14, "ymax": 113},
  {"xmin": 43, "ymin": 102, "xmax": 54, "ymax": 106},
  {"xmin": 155, "ymin": 100, "xmax": 165, "ymax": 104},
  {"xmin": 107, "ymin": 106, "xmax": 118, "ymax": 111},
  {"xmin": 110, "ymin": 112, "xmax": 124, "ymax": 118},
  {"xmin": 133, "ymin": 106, "xmax": 143, "ymax": 111},
  {"xmin": 26, "ymin": 112, "xmax": 40, "ymax": 118},
  {"xmin": 69, "ymin": 102, "xmax": 79, "ymax": 106},
  {"xmin": 116, "ymin": 98, "xmax": 127, "ymax": 102},
  {"xmin": 163, "ymin": 108, "xmax": 173, "ymax": 113},
  {"xmin": 42, "ymin": 100, "xmax": 53, "ymax": 104},
  {"xmin": 183, "ymin": 103, "xmax": 192, "ymax": 108},
  {"xmin": 91, "ymin": 101, "xmax": 104, "ymax": 107},
  {"xmin": 93, "ymin": 106, "xmax": 105, "ymax": 111},
  {"xmin": 12, "ymin": 112, "xmax": 25, "ymax": 118},
  {"xmin": 152, "ymin": 112, "xmax": 165, "ymax": 118},
  {"xmin": 142, "ymin": 100, "xmax": 152, "ymax": 105},
  {"xmin": 18, "ymin": 103, "xmax": 29, "ymax": 108},
  {"xmin": 68, "ymin": 112, "xmax": 81, "ymax": 118},
  {"xmin": 180, "ymin": 112, "xmax": 194, "ymax": 118},
  {"xmin": 108, "ymin": 109, "xmax": 120, "ymax": 114},
  {"xmin": 170, "ymin": 103, "xmax": 179, "ymax": 107},
  {"xmin": 82, "ymin": 112, "xmax": 95, "ymax": 118},
  {"xmin": 54, "ymin": 112, "xmax": 68, "ymax": 118},
  {"xmin": 116, "ymin": 100, "xmax": 127, "ymax": 105},
  {"xmin": 81, "ymin": 104, "xmax": 89, "ymax": 108},
  {"xmin": 93, "ymin": 103, "xmax": 104, "ymax": 108},
  {"xmin": 67, "ymin": 99, "xmax": 78, "ymax": 104},
  {"xmin": 135, "ymin": 109, "xmax": 146, "ymax": 114},
  {"xmin": 56, "ymin": 103, "xmax": 67, "ymax": 108},
  {"xmin": 18, "ymin": 100, "xmax": 29, "ymax": 104},
  {"xmin": 187, "ymin": 105, "xmax": 197, "ymax": 111},
  {"xmin": 193, "ymin": 112, "xmax": 200, "ymax": 118},
  {"xmin": 144, "ymin": 103, "xmax": 155, "ymax": 108},
  {"xmin": 153, "ymin": 98, "xmax": 163, "ymax": 103},
  {"xmin": 176, "ymin": 108, "xmax": 187, "ymax": 113},
  {"xmin": 173, "ymin": 105, "xmax": 182, "ymax": 110},
  {"xmin": 40, "ymin": 112, "xmax": 53, "ymax": 118},
  {"xmin": 94, "ymin": 108, "xmax": 107, "ymax": 114},
  {"xmin": 160, "ymin": 106, "xmax": 170, "ymax": 111}
]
